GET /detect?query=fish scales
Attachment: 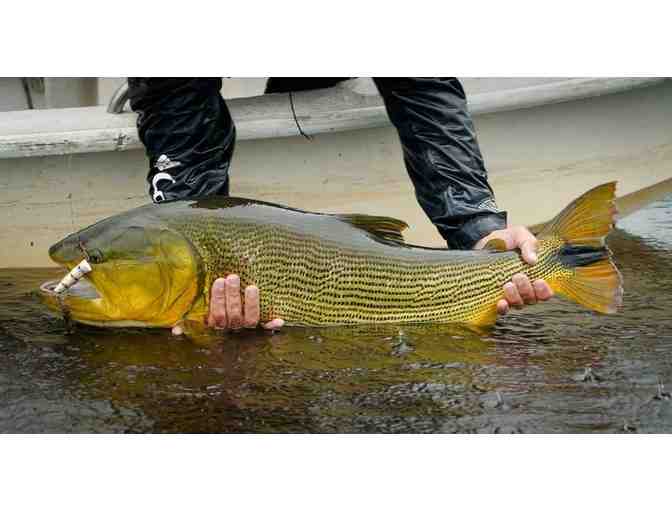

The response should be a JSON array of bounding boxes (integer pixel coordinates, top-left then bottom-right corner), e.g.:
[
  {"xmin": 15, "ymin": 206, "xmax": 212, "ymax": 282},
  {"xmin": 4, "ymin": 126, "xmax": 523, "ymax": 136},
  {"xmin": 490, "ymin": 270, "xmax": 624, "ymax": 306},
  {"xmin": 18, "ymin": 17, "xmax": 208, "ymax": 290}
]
[{"xmin": 163, "ymin": 204, "xmax": 570, "ymax": 326}]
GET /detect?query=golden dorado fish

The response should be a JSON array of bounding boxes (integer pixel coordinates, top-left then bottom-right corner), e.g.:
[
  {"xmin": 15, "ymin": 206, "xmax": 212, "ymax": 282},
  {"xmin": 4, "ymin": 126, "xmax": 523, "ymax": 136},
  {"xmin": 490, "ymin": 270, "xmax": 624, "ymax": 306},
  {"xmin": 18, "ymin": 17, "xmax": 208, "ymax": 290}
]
[{"xmin": 40, "ymin": 183, "xmax": 623, "ymax": 334}]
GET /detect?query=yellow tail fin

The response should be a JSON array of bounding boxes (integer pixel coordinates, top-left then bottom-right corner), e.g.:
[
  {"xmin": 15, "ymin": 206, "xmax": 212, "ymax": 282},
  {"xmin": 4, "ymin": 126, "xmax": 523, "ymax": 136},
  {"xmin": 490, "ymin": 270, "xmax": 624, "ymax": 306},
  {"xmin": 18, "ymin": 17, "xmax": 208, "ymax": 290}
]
[
  {"xmin": 538, "ymin": 182, "xmax": 618, "ymax": 245},
  {"xmin": 539, "ymin": 182, "xmax": 623, "ymax": 314}
]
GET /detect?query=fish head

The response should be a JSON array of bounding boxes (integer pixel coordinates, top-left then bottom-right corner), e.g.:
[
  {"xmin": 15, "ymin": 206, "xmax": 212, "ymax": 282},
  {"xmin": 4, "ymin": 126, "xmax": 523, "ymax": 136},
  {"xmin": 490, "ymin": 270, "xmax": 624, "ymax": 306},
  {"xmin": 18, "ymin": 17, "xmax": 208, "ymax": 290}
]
[{"xmin": 41, "ymin": 211, "xmax": 201, "ymax": 328}]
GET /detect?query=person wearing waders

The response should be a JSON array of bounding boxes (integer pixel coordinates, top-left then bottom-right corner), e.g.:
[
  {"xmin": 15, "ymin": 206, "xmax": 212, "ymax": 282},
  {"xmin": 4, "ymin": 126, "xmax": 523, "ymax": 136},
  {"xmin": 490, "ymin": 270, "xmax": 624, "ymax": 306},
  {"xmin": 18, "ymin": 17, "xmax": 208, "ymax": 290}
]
[{"xmin": 127, "ymin": 78, "xmax": 553, "ymax": 333}]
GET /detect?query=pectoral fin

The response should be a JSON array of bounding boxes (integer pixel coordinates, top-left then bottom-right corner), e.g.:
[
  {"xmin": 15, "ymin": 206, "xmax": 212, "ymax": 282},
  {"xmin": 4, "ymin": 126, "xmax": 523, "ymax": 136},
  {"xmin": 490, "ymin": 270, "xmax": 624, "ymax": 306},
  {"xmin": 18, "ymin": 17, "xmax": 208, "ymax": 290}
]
[{"xmin": 482, "ymin": 238, "xmax": 509, "ymax": 252}]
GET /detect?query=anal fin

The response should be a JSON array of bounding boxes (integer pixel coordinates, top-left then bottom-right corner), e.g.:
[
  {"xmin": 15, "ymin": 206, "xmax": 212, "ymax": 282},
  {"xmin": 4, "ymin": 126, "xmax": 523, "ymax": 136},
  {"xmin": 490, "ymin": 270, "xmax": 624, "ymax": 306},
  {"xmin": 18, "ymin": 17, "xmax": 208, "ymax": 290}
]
[{"xmin": 466, "ymin": 302, "xmax": 498, "ymax": 328}]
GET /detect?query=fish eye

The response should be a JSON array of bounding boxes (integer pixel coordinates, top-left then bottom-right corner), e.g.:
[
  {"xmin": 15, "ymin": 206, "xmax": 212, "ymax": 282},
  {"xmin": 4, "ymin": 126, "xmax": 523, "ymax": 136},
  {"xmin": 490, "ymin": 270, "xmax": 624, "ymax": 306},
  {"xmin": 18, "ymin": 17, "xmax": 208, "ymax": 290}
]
[{"xmin": 87, "ymin": 248, "xmax": 105, "ymax": 264}]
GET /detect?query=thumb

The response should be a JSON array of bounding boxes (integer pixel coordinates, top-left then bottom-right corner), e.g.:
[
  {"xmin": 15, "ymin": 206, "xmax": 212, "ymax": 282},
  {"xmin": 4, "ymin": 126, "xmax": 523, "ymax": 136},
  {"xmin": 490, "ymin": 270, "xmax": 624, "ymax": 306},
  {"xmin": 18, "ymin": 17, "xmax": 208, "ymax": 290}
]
[{"xmin": 520, "ymin": 238, "xmax": 539, "ymax": 265}]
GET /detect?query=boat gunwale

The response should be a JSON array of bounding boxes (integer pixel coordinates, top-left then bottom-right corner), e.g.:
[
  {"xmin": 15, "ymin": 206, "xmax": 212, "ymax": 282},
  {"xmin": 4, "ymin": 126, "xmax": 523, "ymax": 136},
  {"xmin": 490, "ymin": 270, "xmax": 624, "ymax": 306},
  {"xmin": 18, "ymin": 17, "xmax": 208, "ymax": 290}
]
[{"xmin": 0, "ymin": 77, "xmax": 666, "ymax": 159}]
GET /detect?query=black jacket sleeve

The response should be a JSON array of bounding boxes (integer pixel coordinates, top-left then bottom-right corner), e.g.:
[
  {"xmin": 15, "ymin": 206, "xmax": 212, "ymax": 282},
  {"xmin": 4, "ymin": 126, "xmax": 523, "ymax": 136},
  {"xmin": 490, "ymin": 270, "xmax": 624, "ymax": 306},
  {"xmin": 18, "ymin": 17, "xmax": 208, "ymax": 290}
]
[
  {"xmin": 373, "ymin": 78, "xmax": 507, "ymax": 249},
  {"xmin": 128, "ymin": 78, "xmax": 234, "ymax": 202}
]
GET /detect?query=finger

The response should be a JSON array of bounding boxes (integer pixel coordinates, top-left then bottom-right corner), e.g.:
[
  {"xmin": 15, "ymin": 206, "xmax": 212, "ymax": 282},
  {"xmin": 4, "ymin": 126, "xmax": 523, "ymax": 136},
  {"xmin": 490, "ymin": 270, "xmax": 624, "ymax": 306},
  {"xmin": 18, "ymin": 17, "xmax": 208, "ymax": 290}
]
[
  {"xmin": 501, "ymin": 232, "xmax": 516, "ymax": 250},
  {"xmin": 532, "ymin": 279, "xmax": 554, "ymax": 301},
  {"xmin": 518, "ymin": 236, "xmax": 539, "ymax": 265},
  {"xmin": 512, "ymin": 273, "xmax": 536, "ymax": 305},
  {"xmin": 262, "ymin": 318, "xmax": 285, "ymax": 330},
  {"xmin": 497, "ymin": 299, "xmax": 509, "ymax": 315},
  {"xmin": 243, "ymin": 285, "xmax": 260, "ymax": 328},
  {"xmin": 225, "ymin": 274, "xmax": 243, "ymax": 330},
  {"xmin": 473, "ymin": 234, "xmax": 490, "ymax": 250},
  {"xmin": 503, "ymin": 281, "xmax": 524, "ymax": 308},
  {"xmin": 207, "ymin": 278, "xmax": 228, "ymax": 329},
  {"xmin": 172, "ymin": 324, "xmax": 184, "ymax": 336}
]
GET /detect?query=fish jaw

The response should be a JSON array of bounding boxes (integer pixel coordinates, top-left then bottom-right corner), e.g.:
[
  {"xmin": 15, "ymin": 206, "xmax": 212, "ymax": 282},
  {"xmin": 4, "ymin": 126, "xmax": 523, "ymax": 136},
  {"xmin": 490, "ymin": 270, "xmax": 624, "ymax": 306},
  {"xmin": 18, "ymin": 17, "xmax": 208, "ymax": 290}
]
[
  {"xmin": 41, "ymin": 227, "xmax": 203, "ymax": 329},
  {"xmin": 40, "ymin": 276, "xmax": 111, "ymax": 325}
]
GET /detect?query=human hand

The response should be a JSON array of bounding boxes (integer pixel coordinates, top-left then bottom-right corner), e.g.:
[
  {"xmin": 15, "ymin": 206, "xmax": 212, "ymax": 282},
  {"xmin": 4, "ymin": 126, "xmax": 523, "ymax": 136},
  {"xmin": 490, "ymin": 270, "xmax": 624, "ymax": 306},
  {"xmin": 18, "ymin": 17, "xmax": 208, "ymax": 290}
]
[
  {"xmin": 474, "ymin": 226, "xmax": 554, "ymax": 315},
  {"xmin": 172, "ymin": 275, "xmax": 284, "ymax": 335}
]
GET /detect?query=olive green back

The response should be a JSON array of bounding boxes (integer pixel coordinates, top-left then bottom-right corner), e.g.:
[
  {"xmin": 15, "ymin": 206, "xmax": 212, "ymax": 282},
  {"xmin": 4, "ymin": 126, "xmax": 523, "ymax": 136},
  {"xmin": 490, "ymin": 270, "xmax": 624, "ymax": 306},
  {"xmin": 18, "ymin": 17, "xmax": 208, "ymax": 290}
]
[{"xmin": 156, "ymin": 197, "xmax": 570, "ymax": 326}]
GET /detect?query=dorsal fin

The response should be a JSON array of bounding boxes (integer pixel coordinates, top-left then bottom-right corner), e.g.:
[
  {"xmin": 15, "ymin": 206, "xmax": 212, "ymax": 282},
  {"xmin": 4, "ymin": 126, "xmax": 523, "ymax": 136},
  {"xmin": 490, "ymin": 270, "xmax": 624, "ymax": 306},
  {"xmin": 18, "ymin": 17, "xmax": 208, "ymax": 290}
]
[{"xmin": 334, "ymin": 214, "xmax": 409, "ymax": 243}]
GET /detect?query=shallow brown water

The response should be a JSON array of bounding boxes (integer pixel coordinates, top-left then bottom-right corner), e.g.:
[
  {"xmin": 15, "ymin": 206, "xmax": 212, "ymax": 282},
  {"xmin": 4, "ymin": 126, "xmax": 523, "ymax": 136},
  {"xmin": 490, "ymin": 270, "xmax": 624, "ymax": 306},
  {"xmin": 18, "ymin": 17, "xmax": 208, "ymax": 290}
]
[{"xmin": 1, "ymin": 197, "xmax": 672, "ymax": 433}]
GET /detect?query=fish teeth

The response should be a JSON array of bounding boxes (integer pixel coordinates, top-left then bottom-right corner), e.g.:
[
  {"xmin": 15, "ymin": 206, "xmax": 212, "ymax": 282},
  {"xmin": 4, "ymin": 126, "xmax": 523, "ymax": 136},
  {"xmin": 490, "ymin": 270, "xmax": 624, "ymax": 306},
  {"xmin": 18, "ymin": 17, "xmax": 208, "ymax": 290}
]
[{"xmin": 54, "ymin": 260, "xmax": 92, "ymax": 294}]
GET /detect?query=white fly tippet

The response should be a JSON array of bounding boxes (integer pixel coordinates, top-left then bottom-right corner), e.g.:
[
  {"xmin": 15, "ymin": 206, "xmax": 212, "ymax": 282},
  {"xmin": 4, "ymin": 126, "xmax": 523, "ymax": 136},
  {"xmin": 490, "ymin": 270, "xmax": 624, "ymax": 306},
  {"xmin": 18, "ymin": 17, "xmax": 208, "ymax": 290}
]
[{"xmin": 53, "ymin": 259, "xmax": 92, "ymax": 294}]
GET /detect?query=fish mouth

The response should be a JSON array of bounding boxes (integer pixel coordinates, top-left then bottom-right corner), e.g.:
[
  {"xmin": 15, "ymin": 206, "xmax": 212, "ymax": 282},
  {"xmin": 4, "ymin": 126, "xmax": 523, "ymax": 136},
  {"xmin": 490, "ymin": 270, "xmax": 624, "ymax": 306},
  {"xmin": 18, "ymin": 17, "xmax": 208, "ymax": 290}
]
[
  {"xmin": 40, "ymin": 253, "xmax": 200, "ymax": 329},
  {"xmin": 39, "ymin": 268, "xmax": 156, "ymax": 328},
  {"xmin": 39, "ymin": 260, "xmax": 113, "ymax": 326},
  {"xmin": 42, "ymin": 225, "xmax": 202, "ymax": 329},
  {"xmin": 40, "ymin": 278, "xmax": 99, "ymax": 323},
  {"xmin": 40, "ymin": 275, "xmax": 101, "ymax": 301}
]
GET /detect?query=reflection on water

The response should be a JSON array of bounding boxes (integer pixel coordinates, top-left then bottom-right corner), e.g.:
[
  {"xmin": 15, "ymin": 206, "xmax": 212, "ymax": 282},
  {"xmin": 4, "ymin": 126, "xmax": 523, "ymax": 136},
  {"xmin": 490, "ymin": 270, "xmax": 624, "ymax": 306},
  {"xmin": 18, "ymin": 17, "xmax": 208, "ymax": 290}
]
[
  {"xmin": 618, "ymin": 196, "xmax": 672, "ymax": 249},
  {"xmin": 1, "ymin": 196, "xmax": 672, "ymax": 433}
]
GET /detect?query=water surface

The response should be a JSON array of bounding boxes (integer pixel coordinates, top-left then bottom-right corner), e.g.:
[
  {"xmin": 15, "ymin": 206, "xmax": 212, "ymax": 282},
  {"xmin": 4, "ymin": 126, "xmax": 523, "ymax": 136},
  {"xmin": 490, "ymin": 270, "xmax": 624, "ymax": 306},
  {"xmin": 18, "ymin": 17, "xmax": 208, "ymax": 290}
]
[{"xmin": 1, "ymin": 197, "xmax": 671, "ymax": 433}]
